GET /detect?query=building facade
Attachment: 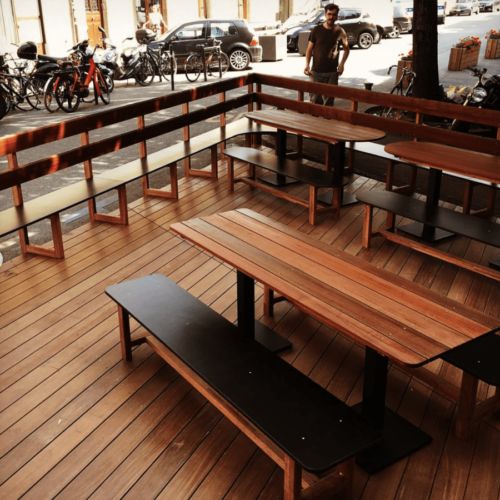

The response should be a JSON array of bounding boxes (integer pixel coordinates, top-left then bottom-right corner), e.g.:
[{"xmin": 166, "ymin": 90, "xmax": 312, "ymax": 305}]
[{"xmin": 0, "ymin": 0, "xmax": 295, "ymax": 56}]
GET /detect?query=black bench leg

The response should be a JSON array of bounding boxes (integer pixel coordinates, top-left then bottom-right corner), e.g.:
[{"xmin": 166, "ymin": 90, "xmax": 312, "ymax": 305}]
[{"xmin": 118, "ymin": 305, "xmax": 132, "ymax": 361}]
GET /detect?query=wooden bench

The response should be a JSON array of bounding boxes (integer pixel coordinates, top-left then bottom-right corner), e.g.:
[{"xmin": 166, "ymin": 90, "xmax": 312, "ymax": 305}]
[
  {"xmin": 346, "ymin": 141, "xmax": 498, "ymax": 217},
  {"xmin": 105, "ymin": 274, "xmax": 380, "ymax": 499},
  {"xmin": 0, "ymin": 119, "xmax": 275, "ymax": 259},
  {"xmin": 224, "ymin": 147, "xmax": 348, "ymax": 225},
  {"xmin": 356, "ymin": 189, "xmax": 500, "ymax": 280}
]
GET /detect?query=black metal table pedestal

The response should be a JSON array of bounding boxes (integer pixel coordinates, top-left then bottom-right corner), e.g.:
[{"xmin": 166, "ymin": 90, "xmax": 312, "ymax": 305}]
[
  {"xmin": 353, "ymin": 347, "xmax": 432, "ymax": 474},
  {"xmin": 258, "ymin": 128, "xmax": 298, "ymax": 187},
  {"xmin": 237, "ymin": 270, "xmax": 291, "ymax": 353},
  {"xmin": 398, "ymin": 169, "xmax": 454, "ymax": 243}
]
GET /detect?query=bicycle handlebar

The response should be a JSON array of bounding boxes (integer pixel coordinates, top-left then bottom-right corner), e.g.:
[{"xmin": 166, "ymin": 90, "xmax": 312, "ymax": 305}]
[{"xmin": 387, "ymin": 65, "xmax": 416, "ymax": 79}]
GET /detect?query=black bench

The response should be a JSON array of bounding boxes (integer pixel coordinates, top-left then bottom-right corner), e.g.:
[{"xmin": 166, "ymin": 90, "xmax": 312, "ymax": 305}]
[
  {"xmin": 346, "ymin": 142, "xmax": 498, "ymax": 217},
  {"xmin": 224, "ymin": 147, "xmax": 349, "ymax": 225},
  {"xmin": 105, "ymin": 274, "xmax": 380, "ymax": 499},
  {"xmin": 356, "ymin": 189, "xmax": 500, "ymax": 278},
  {"xmin": 0, "ymin": 119, "xmax": 276, "ymax": 259}
]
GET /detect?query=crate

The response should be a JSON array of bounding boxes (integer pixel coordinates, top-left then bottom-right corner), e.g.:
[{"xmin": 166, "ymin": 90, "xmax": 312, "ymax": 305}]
[
  {"xmin": 485, "ymin": 38, "xmax": 500, "ymax": 59},
  {"xmin": 448, "ymin": 47, "xmax": 480, "ymax": 71}
]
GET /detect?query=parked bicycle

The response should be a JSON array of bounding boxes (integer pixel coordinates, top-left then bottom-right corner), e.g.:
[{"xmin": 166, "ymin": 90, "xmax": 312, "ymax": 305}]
[
  {"xmin": 184, "ymin": 38, "xmax": 229, "ymax": 83},
  {"xmin": 0, "ymin": 53, "xmax": 41, "ymax": 117},
  {"xmin": 365, "ymin": 65, "xmax": 416, "ymax": 119},
  {"xmin": 46, "ymin": 40, "xmax": 110, "ymax": 113},
  {"xmin": 134, "ymin": 28, "xmax": 177, "ymax": 86}
]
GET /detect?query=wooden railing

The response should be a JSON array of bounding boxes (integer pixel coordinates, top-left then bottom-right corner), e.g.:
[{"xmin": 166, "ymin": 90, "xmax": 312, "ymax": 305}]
[{"xmin": 1, "ymin": 72, "xmax": 499, "ymax": 213}]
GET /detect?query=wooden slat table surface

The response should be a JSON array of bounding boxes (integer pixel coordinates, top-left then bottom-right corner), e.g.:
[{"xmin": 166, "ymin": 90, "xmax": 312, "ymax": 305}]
[
  {"xmin": 171, "ymin": 209, "xmax": 498, "ymax": 368},
  {"xmin": 385, "ymin": 141, "xmax": 500, "ymax": 185},
  {"xmin": 246, "ymin": 109, "xmax": 386, "ymax": 144}
]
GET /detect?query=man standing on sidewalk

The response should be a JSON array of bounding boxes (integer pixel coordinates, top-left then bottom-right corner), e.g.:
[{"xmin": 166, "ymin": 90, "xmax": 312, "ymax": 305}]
[{"xmin": 304, "ymin": 3, "xmax": 349, "ymax": 106}]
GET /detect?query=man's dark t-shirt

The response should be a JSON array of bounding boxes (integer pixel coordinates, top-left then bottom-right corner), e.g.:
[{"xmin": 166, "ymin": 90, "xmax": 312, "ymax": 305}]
[{"xmin": 308, "ymin": 25, "xmax": 343, "ymax": 73}]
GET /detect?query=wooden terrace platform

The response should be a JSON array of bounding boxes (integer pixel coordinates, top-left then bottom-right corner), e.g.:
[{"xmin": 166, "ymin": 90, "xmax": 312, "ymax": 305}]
[{"xmin": 1, "ymin": 151, "xmax": 500, "ymax": 500}]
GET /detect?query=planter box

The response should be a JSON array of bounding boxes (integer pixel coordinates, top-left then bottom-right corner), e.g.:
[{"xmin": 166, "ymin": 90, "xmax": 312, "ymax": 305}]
[
  {"xmin": 298, "ymin": 31, "xmax": 311, "ymax": 56},
  {"xmin": 259, "ymin": 35, "xmax": 287, "ymax": 61},
  {"xmin": 485, "ymin": 38, "xmax": 500, "ymax": 59},
  {"xmin": 448, "ymin": 47, "xmax": 480, "ymax": 71},
  {"xmin": 396, "ymin": 59, "xmax": 413, "ymax": 89}
]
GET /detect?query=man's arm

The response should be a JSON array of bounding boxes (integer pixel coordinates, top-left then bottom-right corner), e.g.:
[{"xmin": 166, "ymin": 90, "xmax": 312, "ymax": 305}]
[
  {"xmin": 338, "ymin": 28, "xmax": 349, "ymax": 75},
  {"xmin": 304, "ymin": 41, "xmax": 314, "ymax": 75}
]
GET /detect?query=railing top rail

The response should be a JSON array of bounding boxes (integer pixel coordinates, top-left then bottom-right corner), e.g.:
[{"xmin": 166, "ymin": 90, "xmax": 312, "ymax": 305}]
[
  {"xmin": 0, "ymin": 74, "xmax": 254, "ymax": 157},
  {"xmin": 253, "ymin": 73, "xmax": 500, "ymax": 129}
]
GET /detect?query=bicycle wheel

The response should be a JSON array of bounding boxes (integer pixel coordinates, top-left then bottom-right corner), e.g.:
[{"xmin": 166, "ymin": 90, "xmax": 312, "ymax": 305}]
[
  {"xmin": 26, "ymin": 76, "xmax": 45, "ymax": 109},
  {"xmin": 160, "ymin": 52, "xmax": 177, "ymax": 81},
  {"xmin": 96, "ymin": 71, "xmax": 110, "ymax": 104},
  {"xmin": 135, "ymin": 53, "xmax": 155, "ymax": 86},
  {"xmin": 44, "ymin": 76, "xmax": 59, "ymax": 113},
  {"xmin": 208, "ymin": 52, "xmax": 229, "ymax": 77},
  {"xmin": 0, "ymin": 94, "xmax": 7, "ymax": 120},
  {"xmin": 11, "ymin": 78, "xmax": 32, "ymax": 111},
  {"xmin": 54, "ymin": 76, "xmax": 81, "ymax": 113},
  {"xmin": 185, "ymin": 54, "xmax": 201, "ymax": 82}
]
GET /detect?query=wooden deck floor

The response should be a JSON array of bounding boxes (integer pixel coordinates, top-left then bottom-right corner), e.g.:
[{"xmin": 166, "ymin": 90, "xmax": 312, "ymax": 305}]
[{"xmin": 1, "ymin": 152, "xmax": 500, "ymax": 500}]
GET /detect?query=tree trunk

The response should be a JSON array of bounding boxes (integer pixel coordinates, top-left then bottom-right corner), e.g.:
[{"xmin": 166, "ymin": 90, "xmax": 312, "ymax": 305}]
[{"xmin": 413, "ymin": 0, "xmax": 440, "ymax": 100}]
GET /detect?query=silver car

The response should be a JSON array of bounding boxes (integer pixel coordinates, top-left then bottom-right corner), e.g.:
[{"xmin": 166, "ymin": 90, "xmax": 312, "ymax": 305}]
[{"xmin": 449, "ymin": 0, "xmax": 480, "ymax": 15}]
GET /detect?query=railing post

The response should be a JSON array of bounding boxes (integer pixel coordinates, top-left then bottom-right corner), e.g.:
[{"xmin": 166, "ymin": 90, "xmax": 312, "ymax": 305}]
[
  {"xmin": 8, "ymin": 152, "xmax": 28, "ymax": 253},
  {"xmin": 220, "ymin": 90, "xmax": 227, "ymax": 162},
  {"xmin": 183, "ymin": 103, "xmax": 191, "ymax": 176},
  {"xmin": 296, "ymin": 91, "xmax": 304, "ymax": 157}
]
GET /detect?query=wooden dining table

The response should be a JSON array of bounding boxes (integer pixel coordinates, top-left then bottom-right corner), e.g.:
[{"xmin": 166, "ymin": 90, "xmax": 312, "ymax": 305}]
[
  {"xmin": 385, "ymin": 141, "xmax": 500, "ymax": 244},
  {"xmin": 246, "ymin": 109, "xmax": 386, "ymax": 205},
  {"xmin": 171, "ymin": 208, "xmax": 499, "ymax": 473}
]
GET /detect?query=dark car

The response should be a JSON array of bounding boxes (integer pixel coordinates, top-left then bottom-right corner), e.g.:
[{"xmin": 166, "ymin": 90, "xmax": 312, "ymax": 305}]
[
  {"xmin": 285, "ymin": 8, "xmax": 379, "ymax": 51},
  {"xmin": 479, "ymin": 0, "xmax": 500, "ymax": 11},
  {"xmin": 158, "ymin": 19, "xmax": 262, "ymax": 71},
  {"xmin": 389, "ymin": 6, "xmax": 412, "ymax": 38}
]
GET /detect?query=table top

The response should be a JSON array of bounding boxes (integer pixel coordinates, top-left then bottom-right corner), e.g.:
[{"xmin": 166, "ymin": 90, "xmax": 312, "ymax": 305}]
[
  {"xmin": 246, "ymin": 109, "xmax": 386, "ymax": 144},
  {"xmin": 171, "ymin": 209, "xmax": 497, "ymax": 368},
  {"xmin": 385, "ymin": 141, "xmax": 500, "ymax": 185}
]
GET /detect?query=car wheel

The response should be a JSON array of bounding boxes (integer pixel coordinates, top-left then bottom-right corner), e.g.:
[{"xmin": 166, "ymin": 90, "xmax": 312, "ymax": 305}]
[
  {"xmin": 287, "ymin": 38, "xmax": 297, "ymax": 52},
  {"xmin": 388, "ymin": 25, "xmax": 401, "ymax": 39},
  {"xmin": 357, "ymin": 32, "xmax": 373, "ymax": 49},
  {"xmin": 374, "ymin": 30, "xmax": 382, "ymax": 44},
  {"xmin": 229, "ymin": 49, "xmax": 250, "ymax": 71}
]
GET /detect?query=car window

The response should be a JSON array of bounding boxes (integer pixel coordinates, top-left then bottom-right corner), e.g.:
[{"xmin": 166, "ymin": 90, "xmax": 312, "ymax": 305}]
[
  {"xmin": 211, "ymin": 22, "xmax": 238, "ymax": 37},
  {"xmin": 175, "ymin": 23, "xmax": 205, "ymax": 39},
  {"xmin": 339, "ymin": 9, "xmax": 361, "ymax": 20}
]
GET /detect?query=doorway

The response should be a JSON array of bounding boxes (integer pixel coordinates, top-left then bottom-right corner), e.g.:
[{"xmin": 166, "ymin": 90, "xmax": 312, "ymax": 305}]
[{"xmin": 85, "ymin": 0, "xmax": 102, "ymax": 48}]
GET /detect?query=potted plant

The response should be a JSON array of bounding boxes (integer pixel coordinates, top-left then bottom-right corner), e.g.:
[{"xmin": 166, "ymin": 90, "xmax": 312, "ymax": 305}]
[
  {"xmin": 448, "ymin": 36, "xmax": 482, "ymax": 70},
  {"xmin": 485, "ymin": 30, "xmax": 500, "ymax": 59},
  {"xmin": 397, "ymin": 50, "xmax": 413, "ymax": 89}
]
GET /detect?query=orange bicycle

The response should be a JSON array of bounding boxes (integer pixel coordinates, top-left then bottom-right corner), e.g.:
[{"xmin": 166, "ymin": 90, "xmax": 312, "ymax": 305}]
[{"xmin": 48, "ymin": 40, "xmax": 110, "ymax": 113}]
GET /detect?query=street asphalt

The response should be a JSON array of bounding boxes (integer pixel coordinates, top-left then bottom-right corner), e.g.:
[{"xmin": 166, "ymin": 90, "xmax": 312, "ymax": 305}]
[{"xmin": 1, "ymin": 11, "xmax": 500, "ymax": 262}]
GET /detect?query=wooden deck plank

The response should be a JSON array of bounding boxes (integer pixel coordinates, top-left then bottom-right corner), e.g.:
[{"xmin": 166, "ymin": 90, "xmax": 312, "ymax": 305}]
[{"xmin": 0, "ymin": 154, "xmax": 499, "ymax": 500}]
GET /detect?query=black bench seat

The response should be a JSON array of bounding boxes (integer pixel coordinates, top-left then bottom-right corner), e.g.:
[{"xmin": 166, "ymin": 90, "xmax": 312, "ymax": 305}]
[
  {"xmin": 346, "ymin": 141, "xmax": 498, "ymax": 216},
  {"xmin": 224, "ymin": 147, "xmax": 348, "ymax": 225},
  {"xmin": 357, "ymin": 189, "xmax": 500, "ymax": 279},
  {"xmin": 106, "ymin": 274, "xmax": 379, "ymax": 499}
]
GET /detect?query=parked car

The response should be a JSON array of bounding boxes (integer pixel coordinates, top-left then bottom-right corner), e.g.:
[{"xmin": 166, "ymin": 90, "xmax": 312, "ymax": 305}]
[
  {"xmin": 389, "ymin": 5, "xmax": 412, "ymax": 38},
  {"xmin": 479, "ymin": 0, "xmax": 500, "ymax": 11},
  {"xmin": 285, "ymin": 7, "xmax": 379, "ymax": 51},
  {"xmin": 449, "ymin": 0, "xmax": 480, "ymax": 15},
  {"xmin": 157, "ymin": 19, "xmax": 262, "ymax": 71}
]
